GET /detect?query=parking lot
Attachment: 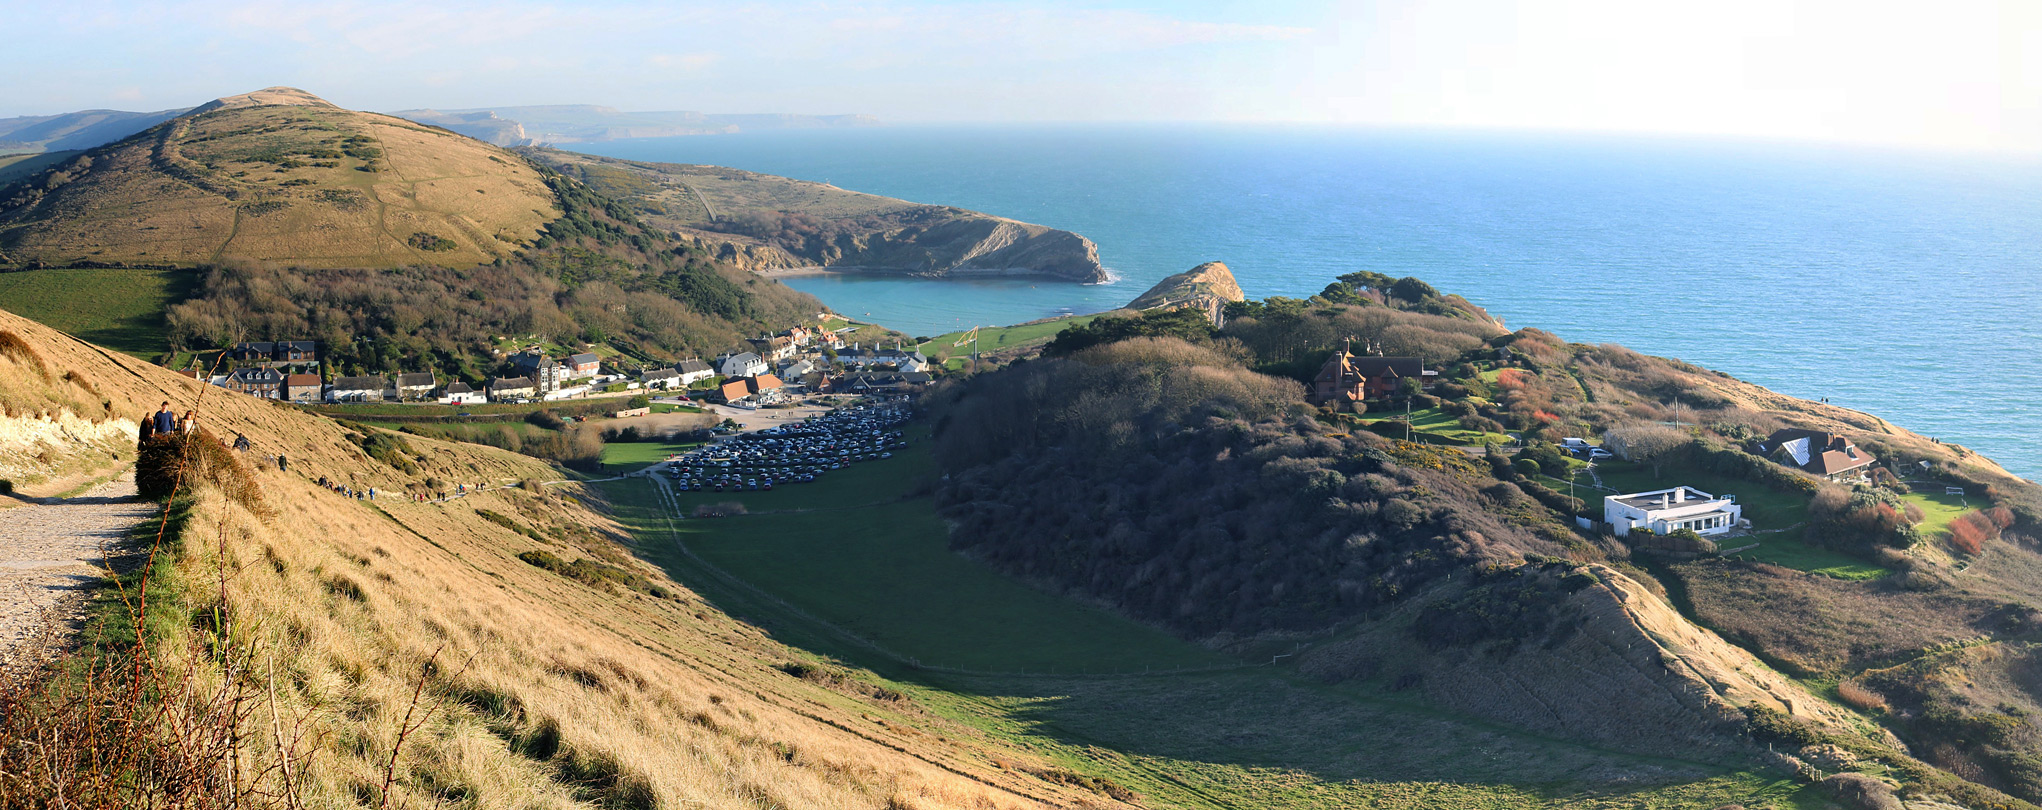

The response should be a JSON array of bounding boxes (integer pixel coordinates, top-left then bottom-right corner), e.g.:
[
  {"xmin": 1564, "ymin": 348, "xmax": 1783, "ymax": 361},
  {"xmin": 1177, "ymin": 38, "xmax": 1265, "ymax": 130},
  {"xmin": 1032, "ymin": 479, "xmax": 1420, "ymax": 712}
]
[{"xmin": 657, "ymin": 402, "xmax": 912, "ymax": 494}]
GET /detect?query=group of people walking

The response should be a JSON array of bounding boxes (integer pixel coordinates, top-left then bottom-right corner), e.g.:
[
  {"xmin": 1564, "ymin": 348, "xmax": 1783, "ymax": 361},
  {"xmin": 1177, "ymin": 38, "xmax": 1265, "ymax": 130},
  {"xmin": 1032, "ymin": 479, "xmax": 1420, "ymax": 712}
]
[{"xmin": 137, "ymin": 401, "xmax": 198, "ymax": 442}]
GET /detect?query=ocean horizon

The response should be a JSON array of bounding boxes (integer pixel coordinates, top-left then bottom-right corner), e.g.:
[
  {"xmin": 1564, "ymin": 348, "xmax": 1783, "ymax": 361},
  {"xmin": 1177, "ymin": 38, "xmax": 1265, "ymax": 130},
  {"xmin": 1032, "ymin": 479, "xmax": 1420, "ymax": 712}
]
[{"xmin": 576, "ymin": 124, "xmax": 2042, "ymax": 480}]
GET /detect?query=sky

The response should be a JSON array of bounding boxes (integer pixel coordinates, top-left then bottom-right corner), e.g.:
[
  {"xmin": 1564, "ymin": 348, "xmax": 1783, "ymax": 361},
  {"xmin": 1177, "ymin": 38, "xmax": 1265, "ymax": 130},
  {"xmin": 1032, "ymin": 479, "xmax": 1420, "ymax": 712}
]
[{"xmin": 4, "ymin": 0, "xmax": 2038, "ymax": 150}]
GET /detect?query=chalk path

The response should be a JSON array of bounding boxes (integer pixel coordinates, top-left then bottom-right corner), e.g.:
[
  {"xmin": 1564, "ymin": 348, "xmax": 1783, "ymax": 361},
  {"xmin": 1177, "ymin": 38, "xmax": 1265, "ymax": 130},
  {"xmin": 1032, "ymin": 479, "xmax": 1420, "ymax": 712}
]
[{"xmin": 0, "ymin": 473, "xmax": 156, "ymax": 673}]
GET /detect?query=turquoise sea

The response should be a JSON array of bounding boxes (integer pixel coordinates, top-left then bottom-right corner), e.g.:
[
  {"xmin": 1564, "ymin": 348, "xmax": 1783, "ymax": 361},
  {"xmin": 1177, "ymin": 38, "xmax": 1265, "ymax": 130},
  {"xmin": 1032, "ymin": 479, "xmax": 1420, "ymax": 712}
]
[{"xmin": 577, "ymin": 126, "xmax": 2042, "ymax": 480}]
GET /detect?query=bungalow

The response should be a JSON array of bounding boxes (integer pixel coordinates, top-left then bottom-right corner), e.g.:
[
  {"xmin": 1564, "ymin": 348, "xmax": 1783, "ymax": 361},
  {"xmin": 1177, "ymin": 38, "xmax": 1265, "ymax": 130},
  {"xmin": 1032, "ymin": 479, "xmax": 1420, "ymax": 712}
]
[
  {"xmin": 676, "ymin": 358, "xmax": 715, "ymax": 385},
  {"xmin": 1754, "ymin": 429, "xmax": 1877, "ymax": 482},
  {"xmin": 394, "ymin": 372, "xmax": 437, "ymax": 401},
  {"xmin": 284, "ymin": 373, "xmax": 322, "ymax": 404},
  {"xmin": 328, "ymin": 375, "xmax": 388, "ymax": 403},
  {"xmin": 487, "ymin": 376, "xmax": 537, "ymax": 402},
  {"xmin": 439, "ymin": 381, "xmax": 487, "ymax": 405},
  {"xmin": 639, "ymin": 367, "xmax": 682, "ymax": 391},
  {"xmin": 562, "ymin": 352, "xmax": 601, "ymax": 380},
  {"xmin": 715, "ymin": 352, "xmax": 768, "ymax": 378},
  {"xmin": 224, "ymin": 367, "xmax": 284, "ymax": 399},
  {"xmin": 1604, "ymin": 487, "xmax": 1744, "ymax": 538}
]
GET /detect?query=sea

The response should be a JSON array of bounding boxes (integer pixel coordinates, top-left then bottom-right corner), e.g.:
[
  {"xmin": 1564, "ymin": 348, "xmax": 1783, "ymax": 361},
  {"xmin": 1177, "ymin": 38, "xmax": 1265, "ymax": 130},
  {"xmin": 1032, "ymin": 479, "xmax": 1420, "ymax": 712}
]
[{"xmin": 575, "ymin": 125, "xmax": 2042, "ymax": 481}]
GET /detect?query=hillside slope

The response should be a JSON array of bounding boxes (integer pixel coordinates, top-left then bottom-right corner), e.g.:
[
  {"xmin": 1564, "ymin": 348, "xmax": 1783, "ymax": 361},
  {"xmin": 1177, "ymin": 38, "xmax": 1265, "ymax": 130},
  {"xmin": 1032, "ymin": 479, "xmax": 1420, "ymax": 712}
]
[
  {"xmin": 0, "ymin": 107, "xmax": 186, "ymax": 154},
  {"xmin": 0, "ymin": 306, "xmax": 1143, "ymax": 808},
  {"xmin": 0, "ymin": 87, "xmax": 559, "ymax": 269},
  {"xmin": 529, "ymin": 148, "xmax": 1109, "ymax": 282}
]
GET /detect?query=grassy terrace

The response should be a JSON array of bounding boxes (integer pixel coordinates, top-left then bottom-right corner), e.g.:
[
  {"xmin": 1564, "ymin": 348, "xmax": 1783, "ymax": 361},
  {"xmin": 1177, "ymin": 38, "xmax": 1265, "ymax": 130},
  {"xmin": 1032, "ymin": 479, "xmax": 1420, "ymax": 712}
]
[
  {"xmin": 593, "ymin": 431, "xmax": 1825, "ymax": 809},
  {"xmin": 1364, "ymin": 404, "xmax": 1514, "ymax": 446},
  {"xmin": 0, "ymin": 267, "xmax": 195, "ymax": 357},
  {"xmin": 597, "ymin": 439, "xmax": 705, "ymax": 467}
]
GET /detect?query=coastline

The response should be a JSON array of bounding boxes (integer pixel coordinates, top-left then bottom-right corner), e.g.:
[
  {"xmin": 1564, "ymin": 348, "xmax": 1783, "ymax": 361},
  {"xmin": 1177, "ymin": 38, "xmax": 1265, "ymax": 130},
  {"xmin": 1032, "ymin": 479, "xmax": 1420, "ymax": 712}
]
[{"xmin": 752, "ymin": 265, "xmax": 1107, "ymax": 283}]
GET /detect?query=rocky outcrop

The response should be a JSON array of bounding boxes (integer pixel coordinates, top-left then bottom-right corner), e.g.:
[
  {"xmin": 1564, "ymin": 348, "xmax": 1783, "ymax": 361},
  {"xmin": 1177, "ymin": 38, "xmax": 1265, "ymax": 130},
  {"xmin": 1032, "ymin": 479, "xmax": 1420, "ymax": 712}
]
[{"xmin": 1127, "ymin": 261, "xmax": 1246, "ymax": 310}]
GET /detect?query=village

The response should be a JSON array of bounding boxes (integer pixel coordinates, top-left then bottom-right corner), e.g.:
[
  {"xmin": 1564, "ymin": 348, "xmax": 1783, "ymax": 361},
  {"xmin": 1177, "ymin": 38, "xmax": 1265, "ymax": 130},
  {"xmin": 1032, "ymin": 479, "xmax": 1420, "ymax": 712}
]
[{"xmin": 183, "ymin": 319, "xmax": 936, "ymax": 410}]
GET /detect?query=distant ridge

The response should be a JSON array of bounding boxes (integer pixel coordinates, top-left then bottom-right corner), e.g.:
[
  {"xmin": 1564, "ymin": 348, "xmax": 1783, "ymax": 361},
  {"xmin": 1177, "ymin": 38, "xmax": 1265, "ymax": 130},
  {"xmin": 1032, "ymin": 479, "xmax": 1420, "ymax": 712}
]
[{"xmin": 393, "ymin": 104, "xmax": 879, "ymax": 147}]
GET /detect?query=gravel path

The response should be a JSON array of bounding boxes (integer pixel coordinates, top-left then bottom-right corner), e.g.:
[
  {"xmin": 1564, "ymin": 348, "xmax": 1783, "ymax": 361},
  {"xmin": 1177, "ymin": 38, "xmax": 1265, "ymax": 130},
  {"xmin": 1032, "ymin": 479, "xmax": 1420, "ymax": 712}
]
[{"xmin": 0, "ymin": 473, "xmax": 156, "ymax": 672}]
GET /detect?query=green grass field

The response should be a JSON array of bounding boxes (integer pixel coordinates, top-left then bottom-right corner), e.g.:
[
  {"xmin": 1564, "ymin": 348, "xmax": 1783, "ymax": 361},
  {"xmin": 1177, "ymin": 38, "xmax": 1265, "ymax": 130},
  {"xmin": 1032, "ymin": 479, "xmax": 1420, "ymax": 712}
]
[
  {"xmin": 0, "ymin": 267, "xmax": 196, "ymax": 357},
  {"xmin": 1902, "ymin": 490, "xmax": 1973, "ymax": 538},
  {"xmin": 1366, "ymin": 405, "xmax": 1513, "ymax": 446},
  {"xmin": 597, "ymin": 440, "xmax": 703, "ymax": 467},
  {"xmin": 917, "ymin": 313, "xmax": 1106, "ymax": 360},
  {"xmin": 594, "ymin": 435, "xmax": 1827, "ymax": 810},
  {"xmin": 1729, "ymin": 536, "xmax": 1888, "ymax": 580}
]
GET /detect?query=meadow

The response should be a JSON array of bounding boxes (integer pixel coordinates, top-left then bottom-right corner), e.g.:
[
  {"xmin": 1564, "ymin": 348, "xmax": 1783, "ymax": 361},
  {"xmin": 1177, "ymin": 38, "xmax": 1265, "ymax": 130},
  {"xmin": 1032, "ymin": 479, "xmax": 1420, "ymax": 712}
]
[
  {"xmin": 917, "ymin": 314, "xmax": 1105, "ymax": 360},
  {"xmin": 0, "ymin": 267, "xmax": 194, "ymax": 357},
  {"xmin": 593, "ymin": 437, "xmax": 1827, "ymax": 810}
]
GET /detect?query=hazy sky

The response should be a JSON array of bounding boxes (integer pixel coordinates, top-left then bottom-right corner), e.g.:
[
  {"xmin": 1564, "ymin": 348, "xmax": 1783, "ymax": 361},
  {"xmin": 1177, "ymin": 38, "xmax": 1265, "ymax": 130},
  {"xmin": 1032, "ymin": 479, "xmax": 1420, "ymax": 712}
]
[{"xmin": 6, "ymin": 0, "xmax": 2038, "ymax": 150}]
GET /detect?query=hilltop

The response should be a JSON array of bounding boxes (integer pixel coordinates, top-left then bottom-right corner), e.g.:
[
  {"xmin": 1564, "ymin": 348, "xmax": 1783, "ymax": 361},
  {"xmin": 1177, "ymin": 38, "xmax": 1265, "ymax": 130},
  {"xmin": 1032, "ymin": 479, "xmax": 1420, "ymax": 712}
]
[
  {"xmin": 528, "ymin": 148, "xmax": 1109, "ymax": 282},
  {"xmin": 0, "ymin": 87, "xmax": 558, "ymax": 269},
  {"xmin": 1125, "ymin": 260, "xmax": 1246, "ymax": 311},
  {"xmin": 394, "ymin": 104, "xmax": 878, "ymax": 147}
]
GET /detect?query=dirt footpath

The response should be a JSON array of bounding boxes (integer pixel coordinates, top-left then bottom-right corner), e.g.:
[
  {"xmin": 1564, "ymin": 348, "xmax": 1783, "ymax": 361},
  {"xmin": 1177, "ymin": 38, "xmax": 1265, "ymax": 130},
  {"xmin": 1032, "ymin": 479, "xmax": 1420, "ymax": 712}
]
[{"xmin": 0, "ymin": 473, "xmax": 156, "ymax": 672}]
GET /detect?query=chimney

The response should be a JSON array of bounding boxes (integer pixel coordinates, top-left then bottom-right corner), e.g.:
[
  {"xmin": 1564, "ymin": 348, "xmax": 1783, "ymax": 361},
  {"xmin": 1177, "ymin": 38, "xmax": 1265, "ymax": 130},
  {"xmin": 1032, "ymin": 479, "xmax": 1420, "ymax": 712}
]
[{"xmin": 1674, "ymin": 489, "xmax": 1686, "ymax": 503}]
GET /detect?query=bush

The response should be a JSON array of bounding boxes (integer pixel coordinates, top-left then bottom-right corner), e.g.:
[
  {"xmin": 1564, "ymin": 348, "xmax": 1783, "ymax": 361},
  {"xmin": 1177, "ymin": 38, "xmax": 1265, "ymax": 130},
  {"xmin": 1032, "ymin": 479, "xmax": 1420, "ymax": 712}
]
[
  {"xmin": 1513, "ymin": 458, "xmax": 1540, "ymax": 476},
  {"xmin": 136, "ymin": 431, "xmax": 266, "ymax": 514}
]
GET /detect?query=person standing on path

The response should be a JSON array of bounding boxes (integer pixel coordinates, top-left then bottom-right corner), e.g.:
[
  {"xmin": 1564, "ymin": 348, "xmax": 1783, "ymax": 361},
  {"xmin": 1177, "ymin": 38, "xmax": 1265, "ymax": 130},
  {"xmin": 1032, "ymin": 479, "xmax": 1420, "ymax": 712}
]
[
  {"xmin": 152, "ymin": 402, "xmax": 176, "ymax": 436},
  {"xmin": 180, "ymin": 410, "xmax": 199, "ymax": 434}
]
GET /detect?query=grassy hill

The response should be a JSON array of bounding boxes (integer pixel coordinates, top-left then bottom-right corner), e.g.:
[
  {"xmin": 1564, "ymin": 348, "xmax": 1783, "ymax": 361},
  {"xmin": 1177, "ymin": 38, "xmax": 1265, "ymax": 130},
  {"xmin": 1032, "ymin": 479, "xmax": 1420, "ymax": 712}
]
[
  {"xmin": 0, "ymin": 87, "xmax": 558, "ymax": 269},
  {"xmin": 528, "ymin": 148, "xmax": 1109, "ymax": 282}
]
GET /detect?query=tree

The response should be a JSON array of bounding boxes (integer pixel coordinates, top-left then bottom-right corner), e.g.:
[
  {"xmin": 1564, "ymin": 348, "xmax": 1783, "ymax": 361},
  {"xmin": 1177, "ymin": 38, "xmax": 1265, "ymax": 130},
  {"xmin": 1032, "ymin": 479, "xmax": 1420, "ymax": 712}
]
[{"xmin": 1603, "ymin": 423, "xmax": 1688, "ymax": 478}]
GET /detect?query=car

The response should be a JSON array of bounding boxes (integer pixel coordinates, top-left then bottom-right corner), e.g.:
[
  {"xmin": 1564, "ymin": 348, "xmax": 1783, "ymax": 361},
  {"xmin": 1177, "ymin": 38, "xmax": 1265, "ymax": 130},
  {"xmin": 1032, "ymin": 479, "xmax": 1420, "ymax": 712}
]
[{"xmin": 1588, "ymin": 448, "xmax": 1614, "ymax": 460}]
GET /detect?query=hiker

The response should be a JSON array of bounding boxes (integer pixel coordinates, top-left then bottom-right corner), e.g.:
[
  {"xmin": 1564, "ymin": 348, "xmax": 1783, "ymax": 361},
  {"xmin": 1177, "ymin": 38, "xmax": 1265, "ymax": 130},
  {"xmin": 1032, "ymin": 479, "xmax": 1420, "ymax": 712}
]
[
  {"xmin": 277, "ymin": 454, "xmax": 287, "ymax": 472},
  {"xmin": 232, "ymin": 433, "xmax": 251, "ymax": 451},
  {"xmin": 139, "ymin": 413, "xmax": 156, "ymax": 443},
  {"xmin": 180, "ymin": 410, "xmax": 199, "ymax": 434},
  {"xmin": 152, "ymin": 402, "xmax": 177, "ymax": 436}
]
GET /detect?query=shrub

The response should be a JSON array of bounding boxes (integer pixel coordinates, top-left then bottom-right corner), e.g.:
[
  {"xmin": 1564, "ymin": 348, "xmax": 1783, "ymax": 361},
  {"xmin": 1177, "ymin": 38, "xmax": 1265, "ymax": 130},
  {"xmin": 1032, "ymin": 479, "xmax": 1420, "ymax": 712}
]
[
  {"xmin": 136, "ymin": 431, "xmax": 266, "ymax": 514},
  {"xmin": 1836, "ymin": 679, "xmax": 1888, "ymax": 713}
]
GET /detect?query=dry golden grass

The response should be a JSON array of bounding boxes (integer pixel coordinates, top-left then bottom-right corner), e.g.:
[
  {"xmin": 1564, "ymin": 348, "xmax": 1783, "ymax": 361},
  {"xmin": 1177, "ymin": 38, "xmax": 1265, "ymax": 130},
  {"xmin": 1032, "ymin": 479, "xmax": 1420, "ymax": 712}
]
[
  {"xmin": 0, "ymin": 305, "xmax": 1124, "ymax": 809},
  {"xmin": 0, "ymin": 89, "xmax": 557, "ymax": 270}
]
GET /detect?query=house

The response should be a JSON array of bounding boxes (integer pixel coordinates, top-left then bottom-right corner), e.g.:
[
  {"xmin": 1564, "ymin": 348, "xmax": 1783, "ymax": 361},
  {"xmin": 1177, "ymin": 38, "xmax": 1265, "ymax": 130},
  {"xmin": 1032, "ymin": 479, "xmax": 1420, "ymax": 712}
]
[
  {"xmin": 229, "ymin": 342, "xmax": 276, "ymax": 363},
  {"xmin": 1604, "ymin": 487, "xmax": 1744, "ymax": 538},
  {"xmin": 779, "ymin": 358, "xmax": 817, "ymax": 379},
  {"xmin": 838, "ymin": 345, "xmax": 928, "ymax": 370},
  {"xmin": 840, "ymin": 371, "xmax": 932, "ymax": 395},
  {"xmin": 276, "ymin": 341, "xmax": 317, "ymax": 362},
  {"xmin": 1346, "ymin": 356, "xmax": 1434, "ymax": 398},
  {"xmin": 284, "ymin": 373, "xmax": 322, "ymax": 404},
  {"xmin": 563, "ymin": 352, "xmax": 601, "ymax": 379},
  {"xmin": 1308, "ymin": 344, "xmax": 1368, "ymax": 407},
  {"xmin": 438, "ymin": 381, "xmax": 487, "ymax": 405},
  {"xmin": 639, "ymin": 368, "xmax": 682, "ymax": 391},
  {"xmin": 328, "ymin": 375, "xmax": 388, "ymax": 403},
  {"xmin": 394, "ymin": 372, "xmax": 437, "ymax": 401},
  {"xmin": 223, "ymin": 367, "xmax": 284, "ymax": 399},
  {"xmin": 716, "ymin": 352, "xmax": 768, "ymax": 378},
  {"xmin": 511, "ymin": 351, "xmax": 567, "ymax": 394},
  {"xmin": 818, "ymin": 330, "xmax": 847, "ymax": 350},
  {"xmin": 676, "ymin": 359, "xmax": 715, "ymax": 385},
  {"xmin": 717, "ymin": 378, "xmax": 753, "ymax": 404},
  {"xmin": 718, "ymin": 374, "xmax": 786, "ymax": 405},
  {"xmin": 750, "ymin": 336, "xmax": 797, "ymax": 362},
  {"xmin": 487, "ymin": 376, "xmax": 537, "ymax": 402},
  {"xmin": 1754, "ymin": 429, "xmax": 1877, "ymax": 481}
]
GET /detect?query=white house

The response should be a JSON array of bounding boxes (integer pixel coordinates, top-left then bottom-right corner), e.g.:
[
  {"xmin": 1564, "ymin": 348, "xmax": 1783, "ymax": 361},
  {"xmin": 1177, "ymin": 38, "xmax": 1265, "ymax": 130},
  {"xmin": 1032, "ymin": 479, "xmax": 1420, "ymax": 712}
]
[
  {"xmin": 1604, "ymin": 487, "xmax": 1744, "ymax": 538},
  {"xmin": 327, "ymin": 375, "xmax": 387, "ymax": 403},
  {"xmin": 438, "ymin": 381, "xmax": 487, "ymax": 405},
  {"xmin": 676, "ymin": 359, "xmax": 715, "ymax": 385},
  {"xmin": 395, "ymin": 372, "xmax": 437, "ymax": 401},
  {"xmin": 487, "ymin": 376, "xmax": 537, "ymax": 402},
  {"xmin": 639, "ymin": 367, "xmax": 682, "ymax": 391},
  {"xmin": 716, "ymin": 352, "xmax": 768, "ymax": 378}
]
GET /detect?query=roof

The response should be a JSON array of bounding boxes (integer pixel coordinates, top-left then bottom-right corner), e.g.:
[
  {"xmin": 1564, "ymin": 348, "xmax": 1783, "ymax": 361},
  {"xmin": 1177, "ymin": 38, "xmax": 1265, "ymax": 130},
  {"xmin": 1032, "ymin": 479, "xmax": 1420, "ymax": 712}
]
[
  {"xmin": 395, "ymin": 372, "xmax": 436, "ymax": 387},
  {"xmin": 226, "ymin": 367, "xmax": 282, "ymax": 382},
  {"xmin": 567, "ymin": 352, "xmax": 600, "ymax": 366},
  {"xmin": 235, "ymin": 341, "xmax": 275, "ymax": 353},
  {"xmin": 443, "ymin": 381, "xmax": 475, "ymax": 394},
  {"xmin": 278, "ymin": 340, "xmax": 316, "ymax": 351},
  {"xmin": 488, "ymin": 376, "xmax": 535, "ymax": 391},
  {"xmin": 1758, "ymin": 429, "xmax": 1875, "ymax": 475},
  {"xmin": 719, "ymin": 379, "xmax": 751, "ymax": 401},
  {"xmin": 676, "ymin": 359, "xmax": 711, "ymax": 374},
  {"xmin": 284, "ymin": 373, "xmax": 321, "ymax": 387},
  {"xmin": 1609, "ymin": 487, "xmax": 1728, "ymax": 512},
  {"xmin": 640, "ymin": 367, "xmax": 679, "ymax": 380},
  {"xmin": 1348, "ymin": 357, "xmax": 1426, "ymax": 378},
  {"xmin": 749, "ymin": 374, "xmax": 783, "ymax": 393},
  {"xmin": 332, "ymin": 375, "xmax": 386, "ymax": 391}
]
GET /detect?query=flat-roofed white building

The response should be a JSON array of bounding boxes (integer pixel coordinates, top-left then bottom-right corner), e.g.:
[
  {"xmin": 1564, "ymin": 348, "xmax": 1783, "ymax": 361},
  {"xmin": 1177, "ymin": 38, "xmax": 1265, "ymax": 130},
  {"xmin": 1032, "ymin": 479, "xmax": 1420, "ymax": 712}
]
[{"xmin": 1604, "ymin": 487, "xmax": 1743, "ymax": 537}]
